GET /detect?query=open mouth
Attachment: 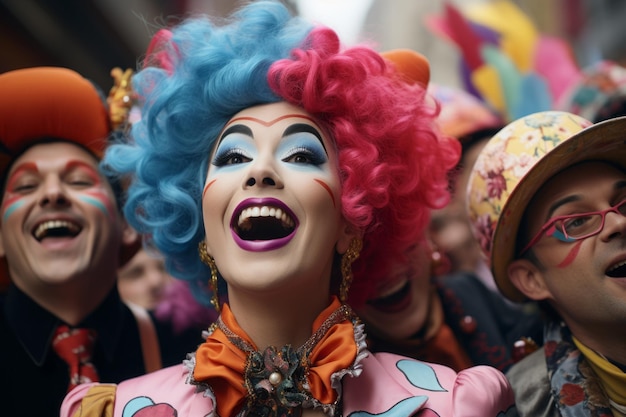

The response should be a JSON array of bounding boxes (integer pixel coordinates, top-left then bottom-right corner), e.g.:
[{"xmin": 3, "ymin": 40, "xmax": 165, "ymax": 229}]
[
  {"xmin": 231, "ymin": 198, "xmax": 298, "ymax": 251},
  {"xmin": 367, "ymin": 280, "xmax": 412, "ymax": 314},
  {"xmin": 606, "ymin": 260, "xmax": 626, "ymax": 278},
  {"xmin": 235, "ymin": 205, "xmax": 295, "ymax": 241},
  {"xmin": 32, "ymin": 220, "xmax": 82, "ymax": 241}
]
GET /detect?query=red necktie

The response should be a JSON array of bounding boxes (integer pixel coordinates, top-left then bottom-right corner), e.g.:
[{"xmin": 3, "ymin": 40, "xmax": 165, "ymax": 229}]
[{"xmin": 52, "ymin": 325, "xmax": 100, "ymax": 392}]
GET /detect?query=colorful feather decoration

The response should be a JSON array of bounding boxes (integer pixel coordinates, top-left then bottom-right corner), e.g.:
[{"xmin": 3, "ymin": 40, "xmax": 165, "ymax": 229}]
[{"xmin": 426, "ymin": 0, "xmax": 582, "ymax": 122}]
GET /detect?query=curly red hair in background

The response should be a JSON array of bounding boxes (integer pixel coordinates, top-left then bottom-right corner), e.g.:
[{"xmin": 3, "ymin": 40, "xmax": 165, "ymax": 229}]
[{"xmin": 269, "ymin": 28, "xmax": 460, "ymax": 307}]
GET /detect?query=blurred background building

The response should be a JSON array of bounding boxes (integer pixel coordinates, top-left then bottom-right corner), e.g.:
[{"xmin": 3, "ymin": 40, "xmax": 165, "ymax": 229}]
[{"xmin": 1, "ymin": 0, "xmax": 625, "ymax": 97}]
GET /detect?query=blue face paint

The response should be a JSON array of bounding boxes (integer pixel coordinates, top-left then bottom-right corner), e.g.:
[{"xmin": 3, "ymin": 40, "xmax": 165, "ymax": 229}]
[
  {"xmin": 211, "ymin": 133, "xmax": 256, "ymax": 172},
  {"xmin": 277, "ymin": 132, "xmax": 328, "ymax": 172},
  {"xmin": 78, "ymin": 195, "xmax": 110, "ymax": 218},
  {"xmin": 3, "ymin": 200, "xmax": 24, "ymax": 223},
  {"xmin": 212, "ymin": 125, "xmax": 329, "ymax": 175},
  {"xmin": 545, "ymin": 224, "xmax": 577, "ymax": 243}
]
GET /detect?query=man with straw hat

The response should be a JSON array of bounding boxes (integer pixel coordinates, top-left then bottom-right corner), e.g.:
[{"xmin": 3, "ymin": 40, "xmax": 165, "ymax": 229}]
[{"xmin": 467, "ymin": 110, "xmax": 626, "ymax": 416}]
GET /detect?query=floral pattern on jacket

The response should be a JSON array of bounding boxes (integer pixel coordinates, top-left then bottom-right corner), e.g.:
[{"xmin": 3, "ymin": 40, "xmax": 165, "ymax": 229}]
[{"xmin": 545, "ymin": 321, "xmax": 613, "ymax": 417}]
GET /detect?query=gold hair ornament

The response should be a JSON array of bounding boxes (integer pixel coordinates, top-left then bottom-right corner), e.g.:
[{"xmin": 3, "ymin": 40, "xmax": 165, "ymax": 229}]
[
  {"xmin": 198, "ymin": 241, "xmax": 220, "ymax": 313},
  {"xmin": 340, "ymin": 238, "xmax": 363, "ymax": 303},
  {"xmin": 108, "ymin": 67, "xmax": 135, "ymax": 131}
]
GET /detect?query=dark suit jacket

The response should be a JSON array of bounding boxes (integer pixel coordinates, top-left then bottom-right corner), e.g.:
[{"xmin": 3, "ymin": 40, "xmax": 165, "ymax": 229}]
[{"xmin": 0, "ymin": 284, "xmax": 203, "ymax": 417}]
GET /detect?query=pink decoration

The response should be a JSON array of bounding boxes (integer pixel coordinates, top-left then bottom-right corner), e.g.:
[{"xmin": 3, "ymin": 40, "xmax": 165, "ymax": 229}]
[
  {"xmin": 154, "ymin": 279, "xmax": 218, "ymax": 334},
  {"xmin": 534, "ymin": 36, "xmax": 582, "ymax": 104}
]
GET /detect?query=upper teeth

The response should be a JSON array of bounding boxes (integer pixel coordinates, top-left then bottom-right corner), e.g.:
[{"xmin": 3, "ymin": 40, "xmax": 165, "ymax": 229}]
[
  {"xmin": 34, "ymin": 220, "xmax": 80, "ymax": 240},
  {"xmin": 237, "ymin": 206, "xmax": 294, "ymax": 231},
  {"xmin": 608, "ymin": 259, "xmax": 626, "ymax": 273},
  {"xmin": 377, "ymin": 279, "xmax": 408, "ymax": 298}
]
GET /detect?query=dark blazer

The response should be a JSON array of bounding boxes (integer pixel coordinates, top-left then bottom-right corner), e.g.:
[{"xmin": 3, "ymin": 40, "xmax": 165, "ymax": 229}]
[
  {"xmin": 438, "ymin": 272, "xmax": 543, "ymax": 371},
  {"xmin": 0, "ymin": 284, "xmax": 203, "ymax": 417}
]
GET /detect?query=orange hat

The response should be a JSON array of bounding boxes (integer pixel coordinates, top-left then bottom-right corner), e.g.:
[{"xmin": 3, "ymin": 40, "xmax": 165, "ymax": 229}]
[
  {"xmin": 381, "ymin": 49, "xmax": 430, "ymax": 87},
  {"xmin": 0, "ymin": 67, "xmax": 111, "ymax": 171},
  {"xmin": 0, "ymin": 67, "xmax": 136, "ymax": 291}
]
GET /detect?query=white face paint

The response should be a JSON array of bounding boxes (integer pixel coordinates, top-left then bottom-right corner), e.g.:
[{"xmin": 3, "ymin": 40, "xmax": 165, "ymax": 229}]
[{"xmin": 201, "ymin": 101, "xmax": 354, "ymax": 300}]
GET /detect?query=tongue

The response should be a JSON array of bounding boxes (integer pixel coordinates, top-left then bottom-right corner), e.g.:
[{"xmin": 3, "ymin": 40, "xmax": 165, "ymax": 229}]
[{"xmin": 38, "ymin": 235, "xmax": 79, "ymax": 251}]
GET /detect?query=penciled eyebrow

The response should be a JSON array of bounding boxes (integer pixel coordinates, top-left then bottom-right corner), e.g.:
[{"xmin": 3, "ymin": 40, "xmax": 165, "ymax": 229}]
[
  {"xmin": 282, "ymin": 123, "xmax": 327, "ymax": 154},
  {"xmin": 546, "ymin": 179, "xmax": 626, "ymax": 219},
  {"xmin": 218, "ymin": 124, "xmax": 253, "ymax": 143},
  {"xmin": 217, "ymin": 122, "xmax": 328, "ymax": 153},
  {"xmin": 546, "ymin": 195, "xmax": 580, "ymax": 219}
]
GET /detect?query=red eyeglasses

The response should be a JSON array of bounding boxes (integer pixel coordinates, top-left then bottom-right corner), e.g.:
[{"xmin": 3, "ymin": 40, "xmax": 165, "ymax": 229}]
[{"xmin": 521, "ymin": 199, "xmax": 626, "ymax": 254}]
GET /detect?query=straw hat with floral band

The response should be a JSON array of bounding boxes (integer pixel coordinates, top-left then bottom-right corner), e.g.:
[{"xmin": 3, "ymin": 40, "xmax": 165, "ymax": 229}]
[
  {"xmin": 467, "ymin": 110, "xmax": 626, "ymax": 302},
  {"xmin": 0, "ymin": 66, "xmax": 138, "ymax": 292}
]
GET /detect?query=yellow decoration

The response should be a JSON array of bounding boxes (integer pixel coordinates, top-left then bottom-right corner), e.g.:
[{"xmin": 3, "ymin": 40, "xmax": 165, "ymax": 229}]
[
  {"xmin": 464, "ymin": 0, "xmax": 538, "ymax": 72},
  {"xmin": 471, "ymin": 64, "xmax": 505, "ymax": 114}
]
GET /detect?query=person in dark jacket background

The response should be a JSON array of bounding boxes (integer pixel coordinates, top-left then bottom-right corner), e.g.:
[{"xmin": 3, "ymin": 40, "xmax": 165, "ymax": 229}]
[{"xmin": 0, "ymin": 66, "xmax": 201, "ymax": 417}]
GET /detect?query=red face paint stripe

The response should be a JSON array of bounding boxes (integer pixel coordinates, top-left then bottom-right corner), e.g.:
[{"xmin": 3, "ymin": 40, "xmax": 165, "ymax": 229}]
[
  {"xmin": 225, "ymin": 114, "xmax": 318, "ymax": 128},
  {"xmin": 556, "ymin": 240, "xmax": 584, "ymax": 268},
  {"xmin": 5, "ymin": 162, "xmax": 38, "ymax": 191},
  {"xmin": 314, "ymin": 179, "xmax": 336, "ymax": 208},
  {"xmin": 82, "ymin": 189, "xmax": 116, "ymax": 220},
  {"xmin": 2, "ymin": 195, "xmax": 23, "ymax": 211},
  {"xmin": 65, "ymin": 160, "xmax": 101, "ymax": 185},
  {"xmin": 203, "ymin": 179, "xmax": 217, "ymax": 199}
]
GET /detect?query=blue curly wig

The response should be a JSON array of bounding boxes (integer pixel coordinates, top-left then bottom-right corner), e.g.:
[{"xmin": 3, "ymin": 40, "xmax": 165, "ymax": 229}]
[
  {"xmin": 103, "ymin": 2, "xmax": 312, "ymax": 299},
  {"xmin": 104, "ymin": 1, "xmax": 460, "ymax": 308}
]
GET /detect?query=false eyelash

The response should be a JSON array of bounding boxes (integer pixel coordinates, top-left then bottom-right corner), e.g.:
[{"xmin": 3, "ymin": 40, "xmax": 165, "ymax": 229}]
[
  {"xmin": 284, "ymin": 146, "xmax": 326, "ymax": 165},
  {"xmin": 212, "ymin": 147, "xmax": 250, "ymax": 166}
]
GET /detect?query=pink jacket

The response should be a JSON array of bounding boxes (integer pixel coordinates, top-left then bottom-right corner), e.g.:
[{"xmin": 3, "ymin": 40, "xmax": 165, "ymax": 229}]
[{"xmin": 62, "ymin": 352, "xmax": 515, "ymax": 417}]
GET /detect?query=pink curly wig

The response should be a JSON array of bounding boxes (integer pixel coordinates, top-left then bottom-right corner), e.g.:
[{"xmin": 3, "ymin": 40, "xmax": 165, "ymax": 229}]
[{"xmin": 269, "ymin": 28, "xmax": 460, "ymax": 307}]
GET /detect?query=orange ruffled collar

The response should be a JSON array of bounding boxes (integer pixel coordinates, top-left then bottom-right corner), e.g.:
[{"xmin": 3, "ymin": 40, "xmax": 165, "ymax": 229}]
[{"xmin": 189, "ymin": 297, "xmax": 366, "ymax": 417}]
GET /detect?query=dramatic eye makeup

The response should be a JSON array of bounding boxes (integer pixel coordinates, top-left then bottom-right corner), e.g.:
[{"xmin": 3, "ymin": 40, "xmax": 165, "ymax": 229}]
[
  {"xmin": 212, "ymin": 122, "xmax": 329, "ymax": 169},
  {"xmin": 5, "ymin": 162, "xmax": 38, "ymax": 194},
  {"xmin": 66, "ymin": 162, "xmax": 115, "ymax": 219},
  {"xmin": 278, "ymin": 123, "xmax": 328, "ymax": 167},
  {"xmin": 212, "ymin": 125, "xmax": 256, "ymax": 168}
]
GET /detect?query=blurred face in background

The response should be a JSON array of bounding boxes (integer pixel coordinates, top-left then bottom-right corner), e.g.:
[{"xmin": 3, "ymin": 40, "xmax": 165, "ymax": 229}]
[
  {"xmin": 356, "ymin": 240, "xmax": 434, "ymax": 341},
  {"xmin": 430, "ymin": 137, "xmax": 489, "ymax": 275},
  {"xmin": 118, "ymin": 248, "xmax": 173, "ymax": 310}
]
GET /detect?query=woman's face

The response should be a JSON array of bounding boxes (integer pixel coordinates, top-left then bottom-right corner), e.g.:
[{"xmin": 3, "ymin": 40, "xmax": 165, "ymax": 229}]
[{"xmin": 202, "ymin": 102, "xmax": 354, "ymax": 297}]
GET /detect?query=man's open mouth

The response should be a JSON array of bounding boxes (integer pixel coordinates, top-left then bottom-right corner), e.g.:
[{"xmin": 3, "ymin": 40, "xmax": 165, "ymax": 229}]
[
  {"xmin": 606, "ymin": 259, "xmax": 626, "ymax": 278},
  {"xmin": 367, "ymin": 280, "xmax": 411, "ymax": 313},
  {"xmin": 32, "ymin": 220, "xmax": 82, "ymax": 241}
]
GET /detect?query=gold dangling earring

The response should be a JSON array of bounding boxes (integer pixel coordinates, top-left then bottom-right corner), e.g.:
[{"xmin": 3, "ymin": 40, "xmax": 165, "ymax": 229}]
[
  {"xmin": 340, "ymin": 238, "xmax": 363, "ymax": 303},
  {"xmin": 198, "ymin": 241, "xmax": 220, "ymax": 314}
]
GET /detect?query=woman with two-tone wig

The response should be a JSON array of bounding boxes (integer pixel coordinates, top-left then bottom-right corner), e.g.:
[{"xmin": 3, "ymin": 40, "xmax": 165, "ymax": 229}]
[{"xmin": 61, "ymin": 2, "xmax": 515, "ymax": 416}]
